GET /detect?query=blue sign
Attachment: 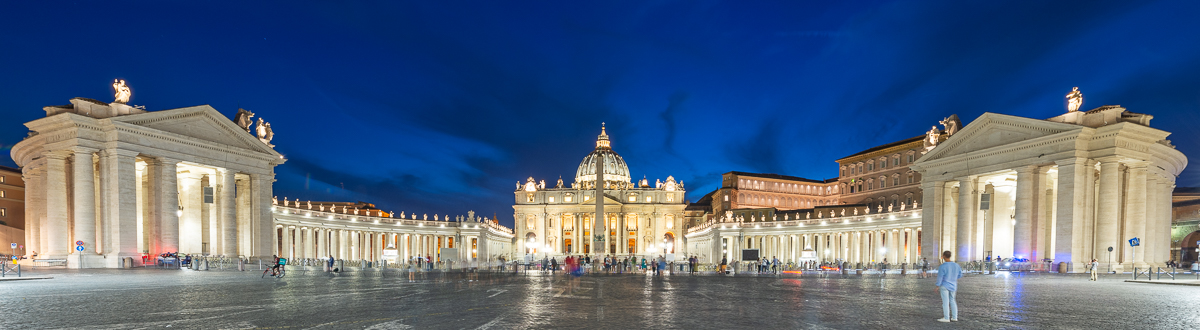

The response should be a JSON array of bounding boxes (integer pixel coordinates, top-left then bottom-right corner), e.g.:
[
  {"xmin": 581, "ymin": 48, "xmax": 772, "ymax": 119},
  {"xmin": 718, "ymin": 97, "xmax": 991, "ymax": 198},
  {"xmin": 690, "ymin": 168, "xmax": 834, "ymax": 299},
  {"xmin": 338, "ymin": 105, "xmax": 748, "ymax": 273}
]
[
  {"xmin": 9, "ymin": 243, "xmax": 15, "ymax": 249},
  {"xmin": 1128, "ymin": 237, "xmax": 1140, "ymax": 247},
  {"xmin": 76, "ymin": 245, "xmax": 85, "ymax": 252}
]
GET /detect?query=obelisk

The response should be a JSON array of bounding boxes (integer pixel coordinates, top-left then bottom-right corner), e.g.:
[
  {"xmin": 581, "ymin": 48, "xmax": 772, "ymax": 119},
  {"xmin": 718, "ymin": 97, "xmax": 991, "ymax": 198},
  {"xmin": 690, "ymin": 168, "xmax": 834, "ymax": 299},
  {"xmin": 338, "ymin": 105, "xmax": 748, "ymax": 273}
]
[{"xmin": 594, "ymin": 148, "xmax": 604, "ymax": 258}]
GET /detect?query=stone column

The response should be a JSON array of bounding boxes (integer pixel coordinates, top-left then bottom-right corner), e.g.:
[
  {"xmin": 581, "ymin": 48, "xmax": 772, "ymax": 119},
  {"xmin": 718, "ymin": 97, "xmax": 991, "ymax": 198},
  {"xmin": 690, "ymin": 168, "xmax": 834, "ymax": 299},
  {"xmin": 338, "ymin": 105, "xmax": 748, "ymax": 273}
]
[
  {"xmin": 218, "ymin": 169, "xmax": 237, "ymax": 256},
  {"xmin": 1053, "ymin": 158, "xmax": 1088, "ymax": 271},
  {"xmin": 250, "ymin": 173, "xmax": 275, "ymax": 260},
  {"xmin": 908, "ymin": 229, "xmax": 920, "ymax": 263},
  {"xmin": 957, "ymin": 177, "xmax": 977, "ymax": 262},
  {"xmin": 178, "ymin": 172, "xmax": 204, "ymax": 255},
  {"xmin": 1094, "ymin": 159, "xmax": 1121, "ymax": 270},
  {"xmin": 1144, "ymin": 176, "xmax": 1159, "ymax": 267},
  {"xmin": 23, "ymin": 168, "xmax": 43, "ymax": 259},
  {"xmin": 1013, "ymin": 165, "xmax": 1038, "ymax": 261},
  {"xmin": 1123, "ymin": 162, "xmax": 1149, "ymax": 268},
  {"xmin": 148, "ymin": 158, "xmax": 180, "ymax": 255},
  {"xmin": 920, "ymin": 180, "xmax": 944, "ymax": 263},
  {"xmin": 333, "ymin": 229, "xmax": 343, "ymax": 260},
  {"xmin": 43, "ymin": 151, "xmax": 71, "ymax": 260},
  {"xmin": 1158, "ymin": 181, "xmax": 1174, "ymax": 266},
  {"xmin": 102, "ymin": 149, "xmax": 141, "ymax": 267},
  {"xmin": 68, "ymin": 148, "xmax": 98, "ymax": 268}
]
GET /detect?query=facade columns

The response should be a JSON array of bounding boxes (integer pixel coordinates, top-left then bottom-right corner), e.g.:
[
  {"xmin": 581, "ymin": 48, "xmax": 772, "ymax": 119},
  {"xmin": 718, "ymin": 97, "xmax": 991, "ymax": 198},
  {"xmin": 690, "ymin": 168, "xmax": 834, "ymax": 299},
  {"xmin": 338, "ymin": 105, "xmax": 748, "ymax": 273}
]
[
  {"xmin": 1054, "ymin": 158, "xmax": 1088, "ymax": 271},
  {"xmin": 23, "ymin": 168, "xmax": 44, "ymax": 259},
  {"xmin": 101, "ymin": 149, "xmax": 141, "ymax": 267},
  {"xmin": 44, "ymin": 151, "xmax": 71, "ymax": 260},
  {"xmin": 1094, "ymin": 159, "xmax": 1121, "ymax": 270},
  {"xmin": 1012, "ymin": 165, "xmax": 1038, "ymax": 261},
  {"xmin": 68, "ymin": 148, "xmax": 99, "ymax": 268},
  {"xmin": 148, "ymin": 158, "xmax": 180, "ymax": 255},
  {"xmin": 920, "ymin": 180, "xmax": 944, "ymax": 263},
  {"xmin": 178, "ymin": 172, "xmax": 204, "ymax": 255},
  {"xmin": 957, "ymin": 177, "xmax": 977, "ymax": 262},
  {"xmin": 250, "ymin": 173, "xmax": 275, "ymax": 259},
  {"xmin": 218, "ymin": 169, "xmax": 238, "ymax": 256},
  {"xmin": 1124, "ymin": 162, "xmax": 1149, "ymax": 268}
]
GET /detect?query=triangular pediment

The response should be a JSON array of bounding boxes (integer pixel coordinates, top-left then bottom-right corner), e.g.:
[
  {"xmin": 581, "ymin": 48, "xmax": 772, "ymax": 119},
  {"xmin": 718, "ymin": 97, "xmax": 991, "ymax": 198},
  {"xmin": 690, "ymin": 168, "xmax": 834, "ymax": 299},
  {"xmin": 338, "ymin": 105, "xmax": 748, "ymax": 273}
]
[
  {"xmin": 111, "ymin": 105, "xmax": 279, "ymax": 156},
  {"xmin": 918, "ymin": 112, "xmax": 1082, "ymax": 163}
]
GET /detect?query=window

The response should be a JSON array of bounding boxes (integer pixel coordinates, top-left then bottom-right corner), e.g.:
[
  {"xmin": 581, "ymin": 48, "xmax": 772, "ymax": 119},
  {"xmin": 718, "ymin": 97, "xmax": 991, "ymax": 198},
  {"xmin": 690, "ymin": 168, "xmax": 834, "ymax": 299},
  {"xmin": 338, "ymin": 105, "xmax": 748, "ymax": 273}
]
[
  {"xmin": 724, "ymin": 194, "xmax": 729, "ymax": 202},
  {"xmin": 907, "ymin": 154, "xmax": 915, "ymax": 163},
  {"xmin": 0, "ymin": 190, "xmax": 4, "ymax": 198},
  {"xmin": 646, "ymin": 196, "xmax": 653, "ymax": 203},
  {"xmin": 584, "ymin": 195, "xmax": 591, "ymax": 202},
  {"xmin": 565, "ymin": 194, "xmax": 573, "ymax": 202},
  {"xmin": 629, "ymin": 195, "xmax": 637, "ymax": 202},
  {"xmin": 549, "ymin": 196, "xmax": 555, "ymax": 203},
  {"xmin": 0, "ymin": 175, "xmax": 5, "ymax": 183},
  {"xmin": 667, "ymin": 194, "xmax": 674, "ymax": 202},
  {"xmin": 0, "ymin": 207, "xmax": 5, "ymax": 217},
  {"xmin": 893, "ymin": 176, "xmax": 899, "ymax": 186},
  {"xmin": 893, "ymin": 157, "xmax": 900, "ymax": 166},
  {"xmin": 867, "ymin": 163, "xmax": 873, "ymax": 171},
  {"xmin": 526, "ymin": 214, "xmax": 536, "ymax": 230},
  {"xmin": 907, "ymin": 174, "xmax": 914, "ymax": 184}
]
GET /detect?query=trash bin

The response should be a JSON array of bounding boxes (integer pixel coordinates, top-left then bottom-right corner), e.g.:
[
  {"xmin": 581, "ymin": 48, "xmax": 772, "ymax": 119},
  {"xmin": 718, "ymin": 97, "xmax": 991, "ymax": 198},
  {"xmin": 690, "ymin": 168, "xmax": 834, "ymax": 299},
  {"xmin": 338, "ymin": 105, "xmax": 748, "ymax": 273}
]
[{"xmin": 123, "ymin": 257, "xmax": 134, "ymax": 269}]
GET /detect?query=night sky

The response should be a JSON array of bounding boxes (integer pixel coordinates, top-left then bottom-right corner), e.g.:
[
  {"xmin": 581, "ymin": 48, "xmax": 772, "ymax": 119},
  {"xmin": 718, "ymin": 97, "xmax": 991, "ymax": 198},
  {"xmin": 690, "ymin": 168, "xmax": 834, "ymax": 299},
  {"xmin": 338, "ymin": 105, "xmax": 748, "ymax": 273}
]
[{"xmin": 3, "ymin": 1, "xmax": 1199, "ymax": 228}]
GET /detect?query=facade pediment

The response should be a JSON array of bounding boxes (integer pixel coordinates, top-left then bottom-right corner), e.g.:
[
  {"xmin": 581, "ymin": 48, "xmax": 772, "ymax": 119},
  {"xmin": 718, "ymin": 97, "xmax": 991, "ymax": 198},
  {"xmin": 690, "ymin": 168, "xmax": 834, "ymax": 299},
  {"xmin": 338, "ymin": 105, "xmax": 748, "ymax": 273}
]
[
  {"xmin": 111, "ymin": 105, "xmax": 279, "ymax": 156},
  {"xmin": 918, "ymin": 112, "xmax": 1081, "ymax": 163}
]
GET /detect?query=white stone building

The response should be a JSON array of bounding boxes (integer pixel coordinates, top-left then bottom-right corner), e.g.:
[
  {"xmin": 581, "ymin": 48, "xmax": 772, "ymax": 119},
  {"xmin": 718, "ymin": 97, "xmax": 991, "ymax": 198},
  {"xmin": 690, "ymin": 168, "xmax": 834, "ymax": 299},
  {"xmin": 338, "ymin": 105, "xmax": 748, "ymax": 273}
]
[
  {"xmin": 11, "ymin": 97, "xmax": 285, "ymax": 268},
  {"xmin": 912, "ymin": 105, "xmax": 1186, "ymax": 272},
  {"xmin": 513, "ymin": 126, "xmax": 687, "ymax": 258}
]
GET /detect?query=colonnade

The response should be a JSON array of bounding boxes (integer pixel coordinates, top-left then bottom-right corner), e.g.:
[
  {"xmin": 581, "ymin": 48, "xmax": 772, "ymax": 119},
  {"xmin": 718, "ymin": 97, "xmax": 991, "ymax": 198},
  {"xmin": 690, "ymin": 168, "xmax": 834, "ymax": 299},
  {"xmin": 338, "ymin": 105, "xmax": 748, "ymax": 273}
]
[
  {"xmin": 718, "ymin": 227, "xmax": 921, "ymax": 265},
  {"xmin": 275, "ymin": 225, "xmax": 480, "ymax": 262},
  {"xmin": 922, "ymin": 157, "xmax": 1176, "ymax": 271}
]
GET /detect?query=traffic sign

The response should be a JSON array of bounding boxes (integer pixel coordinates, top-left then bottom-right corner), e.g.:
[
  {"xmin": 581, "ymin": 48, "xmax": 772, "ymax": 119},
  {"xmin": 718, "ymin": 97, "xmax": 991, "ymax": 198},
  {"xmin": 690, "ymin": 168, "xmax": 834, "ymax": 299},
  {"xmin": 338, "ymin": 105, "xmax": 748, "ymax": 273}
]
[
  {"xmin": 76, "ymin": 246, "xmax": 85, "ymax": 252},
  {"xmin": 9, "ymin": 243, "xmax": 15, "ymax": 249},
  {"xmin": 1128, "ymin": 237, "xmax": 1140, "ymax": 247},
  {"xmin": 76, "ymin": 240, "xmax": 84, "ymax": 246}
]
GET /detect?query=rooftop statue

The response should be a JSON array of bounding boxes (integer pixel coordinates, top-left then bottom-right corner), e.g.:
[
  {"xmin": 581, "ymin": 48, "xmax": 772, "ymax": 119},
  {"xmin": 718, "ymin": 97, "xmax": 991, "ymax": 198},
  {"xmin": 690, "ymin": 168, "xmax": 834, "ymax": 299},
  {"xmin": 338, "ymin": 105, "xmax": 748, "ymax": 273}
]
[
  {"xmin": 939, "ymin": 115, "xmax": 960, "ymax": 136},
  {"xmin": 923, "ymin": 126, "xmax": 940, "ymax": 152},
  {"xmin": 235, "ymin": 108, "xmax": 255, "ymax": 132},
  {"xmin": 112, "ymin": 79, "xmax": 131, "ymax": 104},
  {"xmin": 1066, "ymin": 87, "xmax": 1083, "ymax": 112}
]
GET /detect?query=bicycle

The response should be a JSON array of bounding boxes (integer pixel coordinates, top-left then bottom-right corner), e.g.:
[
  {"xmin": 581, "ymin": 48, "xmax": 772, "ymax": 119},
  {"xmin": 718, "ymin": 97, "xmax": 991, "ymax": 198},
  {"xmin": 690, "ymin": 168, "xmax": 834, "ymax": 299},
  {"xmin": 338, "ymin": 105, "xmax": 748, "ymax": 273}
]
[{"xmin": 262, "ymin": 257, "xmax": 287, "ymax": 279}]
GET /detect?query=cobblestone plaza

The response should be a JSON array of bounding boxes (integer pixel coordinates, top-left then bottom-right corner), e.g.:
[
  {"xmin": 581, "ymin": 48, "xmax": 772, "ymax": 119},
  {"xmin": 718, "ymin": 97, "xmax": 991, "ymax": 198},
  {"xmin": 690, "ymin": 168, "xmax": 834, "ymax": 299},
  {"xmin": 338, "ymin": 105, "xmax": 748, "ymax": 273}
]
[{"xmin": 2, "ymin": 269, "xmax": 1196, "ymax": 329}]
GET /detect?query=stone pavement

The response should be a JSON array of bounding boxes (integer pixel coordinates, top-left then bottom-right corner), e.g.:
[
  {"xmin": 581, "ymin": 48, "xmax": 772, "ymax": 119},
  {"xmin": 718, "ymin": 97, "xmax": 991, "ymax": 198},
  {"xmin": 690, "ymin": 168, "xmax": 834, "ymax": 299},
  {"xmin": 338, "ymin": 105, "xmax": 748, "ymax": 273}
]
[{"xmin": 0, "ymin": 268, "xmax": 1196, "ymax": 329}]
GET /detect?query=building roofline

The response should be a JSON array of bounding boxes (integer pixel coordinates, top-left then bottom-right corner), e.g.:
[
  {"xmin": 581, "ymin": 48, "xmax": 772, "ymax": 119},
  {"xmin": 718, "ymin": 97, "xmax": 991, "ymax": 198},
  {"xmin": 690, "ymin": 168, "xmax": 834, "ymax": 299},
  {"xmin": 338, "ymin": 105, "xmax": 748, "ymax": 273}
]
[{"xmin": 725, "ymin": 171, "xmax": 837, "ymax": 184}]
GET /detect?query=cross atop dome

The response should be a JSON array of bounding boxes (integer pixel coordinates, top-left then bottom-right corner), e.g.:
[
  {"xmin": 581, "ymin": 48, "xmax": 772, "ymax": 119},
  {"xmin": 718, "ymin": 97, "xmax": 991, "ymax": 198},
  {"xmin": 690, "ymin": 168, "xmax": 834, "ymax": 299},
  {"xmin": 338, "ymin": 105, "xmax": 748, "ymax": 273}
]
[{"xmin": 596, "ymin": 122, "xmax": 611, "ymax": 149}]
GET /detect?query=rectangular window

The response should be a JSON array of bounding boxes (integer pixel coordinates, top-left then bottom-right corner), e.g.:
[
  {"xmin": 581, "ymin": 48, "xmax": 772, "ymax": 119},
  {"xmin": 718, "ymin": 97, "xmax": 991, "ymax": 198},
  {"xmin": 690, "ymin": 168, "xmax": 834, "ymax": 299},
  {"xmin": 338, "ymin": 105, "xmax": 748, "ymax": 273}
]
[
  {"xmin": 893, "ymin": 158, "xmax": 899, "ymax": 166},
  {"xmin": 667, "ymin": 194, "xmax": 674, "ymax": 202},
  {"xmin": 646, "ymin": 196, "xmax": 653, "ymax": 203},
  {"xmin": 0, "ymin": 175, "xmax": 5, "ymax": 183},
  {"xmin": 907, "ymin": 155, "xmax": 915, "ymax": 163},
  {"xmin": 565, "ymin": 195, "xmax": 573, "ymax": 202},
  {"xmin": 0, "ymin": 207, "xmax": 5, "ymax": 217},
  {"xmin": 0, "ymin": 190, "xmax": 4, "ymax": 198},
  {"xmin": 549, "ymin": 196, "xmax": 555, "ymax": 203},
  {"xmin": 584, "ymin": 195, "xmax": 591, "ymax": 202},
  {"xmin": 893, "ymin": 177, "xmax": 899, "ymax": 186},
  {"xmin": 629, "ymin": 195, "xmax": 637, "ymax": 202}
]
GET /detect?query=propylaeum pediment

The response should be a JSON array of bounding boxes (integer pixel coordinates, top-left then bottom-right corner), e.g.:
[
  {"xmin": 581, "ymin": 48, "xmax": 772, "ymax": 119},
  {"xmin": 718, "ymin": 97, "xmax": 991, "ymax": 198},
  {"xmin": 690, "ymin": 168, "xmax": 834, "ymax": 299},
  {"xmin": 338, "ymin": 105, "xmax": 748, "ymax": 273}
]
[
  {"xmin": 111, "ymin": 105, "xmax": 279, "ymax": 156},
  {"xmin": 919, "ymin": 112, "xmax": 1082, "ymax": 163}
]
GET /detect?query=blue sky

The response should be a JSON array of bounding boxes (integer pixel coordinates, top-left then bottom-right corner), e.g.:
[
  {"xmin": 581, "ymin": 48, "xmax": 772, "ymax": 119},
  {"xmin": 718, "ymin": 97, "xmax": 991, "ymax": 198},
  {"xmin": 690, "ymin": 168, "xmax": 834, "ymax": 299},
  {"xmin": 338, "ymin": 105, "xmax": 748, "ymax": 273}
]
[{"xmin": 3, "ymin": 1, "xmax": 1199, "ymax": 227}]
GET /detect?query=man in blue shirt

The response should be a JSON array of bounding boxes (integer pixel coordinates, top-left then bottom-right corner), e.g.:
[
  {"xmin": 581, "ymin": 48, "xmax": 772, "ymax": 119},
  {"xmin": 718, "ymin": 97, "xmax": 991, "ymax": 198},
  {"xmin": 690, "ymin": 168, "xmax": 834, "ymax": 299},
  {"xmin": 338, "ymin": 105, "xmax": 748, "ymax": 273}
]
[{"xmin": 935, "ymin": 250, "xmax": 963, "ymax": 322}]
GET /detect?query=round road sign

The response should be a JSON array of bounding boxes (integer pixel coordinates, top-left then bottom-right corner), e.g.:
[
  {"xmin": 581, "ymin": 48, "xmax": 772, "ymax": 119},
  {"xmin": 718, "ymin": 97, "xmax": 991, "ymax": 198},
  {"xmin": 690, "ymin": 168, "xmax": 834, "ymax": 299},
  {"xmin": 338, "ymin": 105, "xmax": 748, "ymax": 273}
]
[
  {"xmin": 76, "ymin": 240, "xmax": 85, "ymax": 246},
  {"xmin": 76, "ymin": 246, "xmax": 85, "ymax": 252}
]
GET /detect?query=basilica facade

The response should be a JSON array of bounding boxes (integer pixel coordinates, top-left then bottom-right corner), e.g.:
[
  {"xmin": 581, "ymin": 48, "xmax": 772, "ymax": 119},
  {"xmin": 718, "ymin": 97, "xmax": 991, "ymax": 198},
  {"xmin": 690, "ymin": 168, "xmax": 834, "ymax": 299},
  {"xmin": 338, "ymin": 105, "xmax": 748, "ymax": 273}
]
[{"xmin": 513, "ymin": 126, "xmax": 687, "ymax": 258}]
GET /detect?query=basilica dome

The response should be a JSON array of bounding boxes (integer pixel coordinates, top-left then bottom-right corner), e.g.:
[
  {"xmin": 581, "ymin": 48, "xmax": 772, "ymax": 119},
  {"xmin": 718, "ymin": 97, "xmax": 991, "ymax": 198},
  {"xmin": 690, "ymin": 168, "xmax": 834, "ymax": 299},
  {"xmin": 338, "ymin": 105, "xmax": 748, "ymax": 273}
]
[{"xmin": 575, "ymin": 125, "xmax": 631, "ymax": 184}]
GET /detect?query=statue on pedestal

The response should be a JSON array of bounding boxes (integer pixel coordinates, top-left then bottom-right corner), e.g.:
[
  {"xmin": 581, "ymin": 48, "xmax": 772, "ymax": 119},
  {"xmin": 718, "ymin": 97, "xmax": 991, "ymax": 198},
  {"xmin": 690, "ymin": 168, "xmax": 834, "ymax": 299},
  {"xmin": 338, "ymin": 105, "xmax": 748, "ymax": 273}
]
[
  {"xmin": 112, "ymin": 79, "xmax": 131, "ymax": 104},
  {"xmin": 235, "ymin": 108, "xmax": 255, "ymax": 132},
  {"xmin": 1066, "ymin": 87, "xmax": 1083, "ymax": 112}
]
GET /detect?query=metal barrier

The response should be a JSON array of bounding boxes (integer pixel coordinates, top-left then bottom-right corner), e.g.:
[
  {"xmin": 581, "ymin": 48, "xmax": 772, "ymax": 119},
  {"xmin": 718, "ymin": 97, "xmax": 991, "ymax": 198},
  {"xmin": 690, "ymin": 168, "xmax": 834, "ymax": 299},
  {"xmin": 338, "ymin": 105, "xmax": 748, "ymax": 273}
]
[
  {"xmin": 30, "ymin": 259, "xmax": 66, "ymax": 267},
  {"xmin": 1, "ymin": 263, "xmax": 20, "ymax": 277},
  {"xmin": 1156, "ymin": 267, "xmax": 1175, "ymax": 280},
  {"xmin": 1132, "ymin": 267, "xmax": 1153, "ymax": 281}
]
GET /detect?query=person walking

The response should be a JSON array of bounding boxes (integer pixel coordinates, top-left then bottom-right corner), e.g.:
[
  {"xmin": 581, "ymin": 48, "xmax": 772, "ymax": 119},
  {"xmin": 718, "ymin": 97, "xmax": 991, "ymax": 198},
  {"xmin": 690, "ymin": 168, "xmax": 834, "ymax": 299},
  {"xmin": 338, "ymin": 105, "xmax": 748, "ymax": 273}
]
[
  {"xmin": 720, "ymin": 256, "xmax": 728, "ymax": 274},
  {"xmin": 327, "ymin": 255, "xmax": 335, "ymax": 272},
  {"xmin": 920, "ymin": 257, "xmax": 930, "ymax": 278},
  {"xmin": 935, "ymin": 251, "xmax": 963, "ymax": 323},
  {"xmin": 551, "ymin": 257, "xmax": 559, "ymax": 274},
  {"xmin": 1089, "ymin": 258, "xmax": 1099, "ymax": 281}
]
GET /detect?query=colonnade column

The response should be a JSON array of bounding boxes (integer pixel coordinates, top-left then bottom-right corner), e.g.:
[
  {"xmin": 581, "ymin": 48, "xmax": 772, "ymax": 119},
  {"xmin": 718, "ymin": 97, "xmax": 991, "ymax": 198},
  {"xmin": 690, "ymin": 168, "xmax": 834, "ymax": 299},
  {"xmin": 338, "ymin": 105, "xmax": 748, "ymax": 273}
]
[
  {"xmin": 102, "ymin": 149, "xmax": 140, "ymax": 267},
  {"xmin": 1094, "ymin": 158, "xmax": 1121, "ymax": 270},
  {"xmin": 23, "ymin": 168, "xmax": 43, "ymax": 259},
  {"xmin": 957, "ymin": 177, "xmax": 977, "ymax": 262},
  {"xmin": 1012, "ymin": 165, "xmax": 1037, "ymax": 261},
  {"xmin": 68, "ymin": 148, "xmax": 98, "ymax": 268},
  {"xmin": 1054, "ymin": 158, "xmax": 1088, "ymax": 271},
  {"xmin": 178, "ymin": 172, "xmax": 204, "ymax": 255},
  {"xmin": 149, "ymin": 158, "xmax": 180, "ymax": 255},
  {"xmin": 1124, "ymin": 162, "xmax": 1149, "ymax": 268},
  {"xmin": 43, "ymin": 151, "xmax": 70, "ymax": 260},
  {"xmin": 219, "ymin": 169, "xmax": 237, "ymax": 256},
  {"xmin": 1145, "ymin": 176, "xmax": 1159, "ymax": 267},
  {"xmin": 920, "ymin": 181, "xmax": 944, "ymax": 263}
]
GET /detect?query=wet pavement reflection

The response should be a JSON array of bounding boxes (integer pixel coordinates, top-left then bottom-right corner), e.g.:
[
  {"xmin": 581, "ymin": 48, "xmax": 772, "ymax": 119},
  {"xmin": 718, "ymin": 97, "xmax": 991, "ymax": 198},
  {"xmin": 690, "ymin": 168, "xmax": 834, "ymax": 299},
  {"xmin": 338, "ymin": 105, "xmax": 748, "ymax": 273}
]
[{"xmin": 1, "ymin": 269, "xmax": 1198, "ymax": 329}]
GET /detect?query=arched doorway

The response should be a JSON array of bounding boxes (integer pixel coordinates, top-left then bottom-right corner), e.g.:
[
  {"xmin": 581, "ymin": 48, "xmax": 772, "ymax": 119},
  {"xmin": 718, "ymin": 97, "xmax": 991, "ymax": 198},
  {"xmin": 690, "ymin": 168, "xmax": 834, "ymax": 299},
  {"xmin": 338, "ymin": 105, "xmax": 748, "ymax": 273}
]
[
  {"xmin": 663, "ymin": 233, "xmax": 676, "ymax": 254},
  {"xmin": 525, "ymin": 232, "xmax": 537, "ymax": 254},
  {"xmin": 1182, "ymin": 231, "xmax": 1200, "ymax": 267},
  {"xmin": 564, "ymin": 238, "xmax": 572, "ymax": 254}
]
